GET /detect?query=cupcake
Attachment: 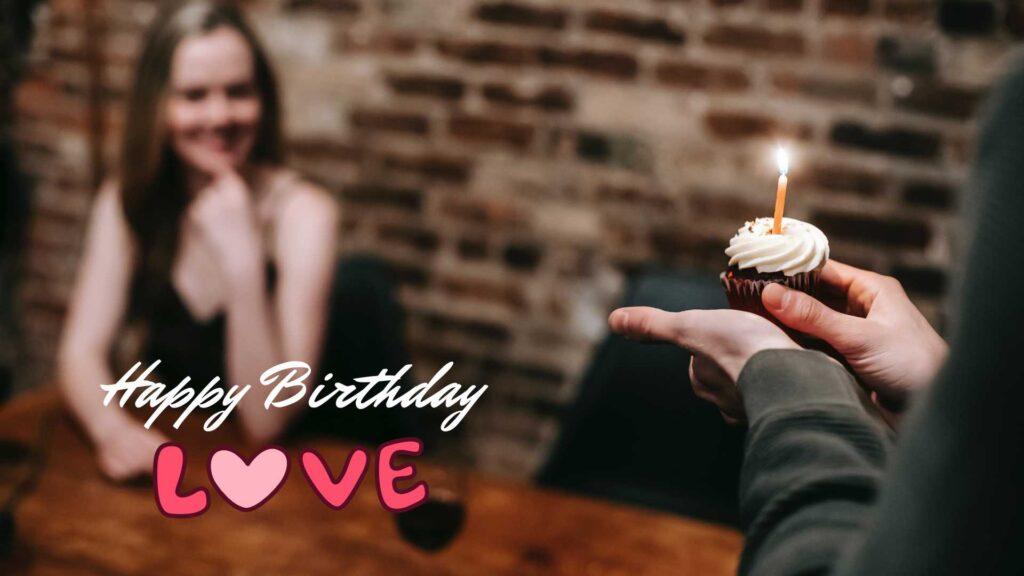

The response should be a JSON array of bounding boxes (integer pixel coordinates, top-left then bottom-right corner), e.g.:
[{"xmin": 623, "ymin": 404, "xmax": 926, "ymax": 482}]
[{"xmin": 720, "ymin": 216, "xmax": 829, "ymax": 319}]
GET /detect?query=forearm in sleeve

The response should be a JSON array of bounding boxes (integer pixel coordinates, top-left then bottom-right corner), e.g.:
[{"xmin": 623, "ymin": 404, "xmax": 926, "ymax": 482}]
[{"xmin": 736, "ymin": 349, "xmax": 892, "ymax": 576}]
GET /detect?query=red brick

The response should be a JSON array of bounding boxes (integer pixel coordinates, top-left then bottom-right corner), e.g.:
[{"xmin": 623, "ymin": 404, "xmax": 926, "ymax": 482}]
[
  {"xmin": 284, "ymin": 0, "xmax": 360, "ymax": 12},
  {"xmin": 822, "ymin": 0, "xmax": 872, "ymax": 17},
  {"xmin": 767, "ymin": 0, "xmax": 804, "ymax": 11},
  {"xmin": 386, "ymin": 73, "xmax": 465, "ymax": 100},
  {"xmin": 341, "ymin": 183, "xmax": 423, "ymax": 212},
  {"xmin": 475, "ymin": 2, "xmax": 568, "ymax": 29},
  {"xmin": 336, "ymin": 30, "xmax": 417, "ymax": 55},
  {"xmin": 448, "ymin": 115, "xmax": 535, "ymax": 150},
  {"xmin": 771, "ymin": 71, "xmax": 876, "ymax": 105},
  {"xmin": 350, "ymin": 109, "xmax": 430, "ymax": 136},
  {"xmin": 441, "ymin": 196, "xmax": 529, "ymax": 227},
  {"xmin": 457, "ymin": 237, "xmax": 490, "ymax": 260},
  {"xmin": 823, "ymin": 31, "xmax": 877, "ymax": 65},
  {"xmin": 380, "ymin": 151, "xmax": 472, "ymax": 183},
  {"xmin": 436, "ymin": 39, "xmax": 539, "ymax": 66},
  {"xmin": 655, "ymin": 60, "xmax": 750, "ymax": 92},
  {"xmin": 876, "ymin": 36, "xmax": 936, "ymax": 75},
  {"xmin": 439, "ymin": 276, "xmax": 527, "ymax": 310},
  {"xmin": 388, "ymin": 261, "xmax": 430, "ymax": 287},
  {"xmin": 704, "ymin": 25, "xmax": 805, "ymax": 56},
  {"xmin": 288, "ymin": 138, "xmax": 364, "ymax": 163},
  {"xmin": 583, "ymin": 10, "xmax": 686, "ymax": 45},
  {"xmin": 481, "ymin": 83, "xmax": 574, "ymax": 112},
  {"xmin": 704, "ymin": 111, "xmax": 776, "ymax": 140},
  {"xmin": 902, "ymin": 180, "xmax": 956, "ymax": 209},
  {"xmin": 377, "ymin": 222, "xmax": 440, "ymax": 252},
  {"xmin": 575, "ymin": 131, "xmax": 652, "ymax": 172},
  {"xmin": 538, "ymin": 47, "xmax": 639, "ymax": 80},
  {"xmin": 884, "ymin": 0, "xmax": 934, "ymax": 23}
]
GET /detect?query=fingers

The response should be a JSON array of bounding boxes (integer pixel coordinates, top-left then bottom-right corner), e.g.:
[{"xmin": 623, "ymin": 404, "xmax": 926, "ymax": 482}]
[
  {"xmin": 99, "ymin": 451, "xmax": 129, "ymax": 481},
  {"xmin": 690, "ymin": 355, "xmax": 746, "ymax": 425},
  {"xmin": 819, "ymin": 260, "xmax": 861, "ymax": 292},
  {"xmin": 762, "ymin": 283, "xmax": 862, "ymax": 349},
  {"xmin": 688, "ymin": 356, "xmax": 716, "ymax": 404},
  {"xmin": 609, "ymin": 306, "xmax": 743, "ymax": 349},
  {"xmin": 823, "ymin": 260, "xmax": 911, "ymax": 317},
  {"xmin": 97, "ymin": 429, "xmax": 163, "ymax": 483},
  {"xmin": 608, "ymin": 307, "xmax": 687, "ymax": 345},
  {"xmin": 198, "ymin": 152, "xmax": 236, "ymax": 179}
]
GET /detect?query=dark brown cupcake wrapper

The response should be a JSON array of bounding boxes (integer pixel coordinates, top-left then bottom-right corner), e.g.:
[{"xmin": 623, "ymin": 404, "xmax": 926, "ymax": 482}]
[{"xmin": 719, "ymin": 269, "xmax": 821, "ymax": 321}]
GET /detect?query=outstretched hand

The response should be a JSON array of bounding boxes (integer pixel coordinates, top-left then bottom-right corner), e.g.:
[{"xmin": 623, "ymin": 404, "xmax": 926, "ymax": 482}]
[{"xmin": 608, "ymin": 307, "xmax": 801, "ymax": 424}]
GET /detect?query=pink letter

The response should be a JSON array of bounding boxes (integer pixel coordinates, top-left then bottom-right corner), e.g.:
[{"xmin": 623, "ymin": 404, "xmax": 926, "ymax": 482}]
[
  {"xmin": 376, "ymin": 438, "xmax": 427, "ymax": 512},
  {"xmin": 154, "ymin": 443, "xmax": 208, "ymax": 517},
  {"xmin": 300, "ymin": 448, "xmax": 369, "ymax": 510}
]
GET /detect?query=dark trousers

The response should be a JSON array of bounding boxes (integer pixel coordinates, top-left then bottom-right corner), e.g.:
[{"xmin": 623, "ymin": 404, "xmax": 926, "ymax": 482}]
[{"xmin": 285, "ymin": 255, "xmax": 422, "ymax": 443}]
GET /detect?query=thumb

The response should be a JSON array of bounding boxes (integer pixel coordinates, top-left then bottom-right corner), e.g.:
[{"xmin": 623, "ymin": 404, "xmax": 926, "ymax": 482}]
[{"xmin": 762, "ymin": 284, "xmax": 861, "ymax": 348}]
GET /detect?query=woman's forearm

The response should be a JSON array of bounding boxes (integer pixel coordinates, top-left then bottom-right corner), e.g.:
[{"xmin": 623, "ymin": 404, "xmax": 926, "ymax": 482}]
[
  {"xmin": 58, "ymin": 351, "xmax": 135, "ymax": 442},
  {"xmin": 220, "ymin": 256, "xmax": 293, "ymax": 443}
]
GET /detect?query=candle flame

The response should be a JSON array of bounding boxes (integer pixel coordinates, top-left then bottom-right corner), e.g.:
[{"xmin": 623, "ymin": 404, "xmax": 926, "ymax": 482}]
[{"xmin": 776, "ymin": 146, "xmax": 790, "ymax": 176}]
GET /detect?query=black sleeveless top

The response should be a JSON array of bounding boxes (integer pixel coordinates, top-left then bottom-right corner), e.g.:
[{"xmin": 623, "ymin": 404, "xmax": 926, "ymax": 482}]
[{"xmin": 141, "ymin": 261, "xmax": 277, "ymax": 387}]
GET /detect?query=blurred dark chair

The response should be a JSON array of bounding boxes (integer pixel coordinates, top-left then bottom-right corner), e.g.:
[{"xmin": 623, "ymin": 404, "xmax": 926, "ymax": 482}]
[
  {"xmin": 286, "ymin": 254, "xmax": 423, "ymax": 443},
  {"xmin": 537, "ymin": 268, "xmax": 744, "ymax": 526}
]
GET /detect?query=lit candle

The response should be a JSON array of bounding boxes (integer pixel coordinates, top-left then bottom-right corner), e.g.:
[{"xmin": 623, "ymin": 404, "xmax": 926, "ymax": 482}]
[{"xmin": 772, "ymin": 147, "xmax": 790, "ymax": 235}]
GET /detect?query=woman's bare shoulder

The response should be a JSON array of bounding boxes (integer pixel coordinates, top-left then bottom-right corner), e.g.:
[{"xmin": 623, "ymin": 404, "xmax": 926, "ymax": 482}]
[
  {"xmin": 91, "ymin": 178, "xmax": 128, "ymax": 222},
  {"xmin": 96, "ymin": 177, "xmax": 121, "ymax": 201},
  {"xmin": 269, "ymin": 168, "xmax": 339, "ymax": 227}
]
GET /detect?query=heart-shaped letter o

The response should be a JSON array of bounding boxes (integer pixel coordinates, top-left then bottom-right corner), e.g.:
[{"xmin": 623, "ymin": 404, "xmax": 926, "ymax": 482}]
[{"xmin": 209, "ymin": 447, "xmax": 289, "ymax": 511}]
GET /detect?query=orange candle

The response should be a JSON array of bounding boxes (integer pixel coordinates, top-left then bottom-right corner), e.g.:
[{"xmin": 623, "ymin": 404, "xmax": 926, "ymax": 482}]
[{"xmin": 772, "ymin": 147, "xmax": 790, "ymax": 234}]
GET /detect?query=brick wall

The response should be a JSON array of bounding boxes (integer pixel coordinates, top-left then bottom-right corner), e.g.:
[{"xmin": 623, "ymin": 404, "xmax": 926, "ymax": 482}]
[{"xmin": 10, "ymin": 0, "xmax": 1022, "ymax": 476}]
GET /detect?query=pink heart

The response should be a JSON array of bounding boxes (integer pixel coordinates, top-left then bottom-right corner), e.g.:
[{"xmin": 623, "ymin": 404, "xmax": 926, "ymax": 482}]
[{"xmin": 209, "ymin": 447, "xmax": 289, "ymax": 511}]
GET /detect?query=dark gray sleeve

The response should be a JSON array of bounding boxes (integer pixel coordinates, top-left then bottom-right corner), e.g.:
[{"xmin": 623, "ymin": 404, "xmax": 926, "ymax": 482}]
[
  {"xmin": 736, "ymin": 349, "xmax": 891, "ymax": 576},
  {"xmin": 832, "ymin": 52, "xmax": 1024, "ymax": 576}
]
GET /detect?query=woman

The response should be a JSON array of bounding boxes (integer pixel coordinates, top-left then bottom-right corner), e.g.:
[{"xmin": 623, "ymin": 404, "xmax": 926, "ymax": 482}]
[
  {"xmin": 57, "ymin": 0, "xmax": 338, "ymax": 481},
  {"xmin": 609, "ymin": 54, "xmax": 1024, "ymax": 574}
]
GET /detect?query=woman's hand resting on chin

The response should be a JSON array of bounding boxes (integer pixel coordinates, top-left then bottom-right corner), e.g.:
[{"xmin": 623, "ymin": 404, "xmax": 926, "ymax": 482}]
[{"xmin": 187, "ymin": 168, "xmax": 264, "ymax": 280}]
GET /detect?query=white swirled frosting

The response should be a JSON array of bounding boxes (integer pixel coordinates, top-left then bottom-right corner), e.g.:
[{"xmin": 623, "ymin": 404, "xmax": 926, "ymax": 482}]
[{"xmin": 725, "ymin": 217, "xmax": 829, "ymax": 276}]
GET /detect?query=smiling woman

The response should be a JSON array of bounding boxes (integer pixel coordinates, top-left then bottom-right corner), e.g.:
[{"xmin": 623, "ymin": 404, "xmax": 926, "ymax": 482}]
[
  {"xmin": 165, "ymin": 26, "xmax": 263, "ymax": 175},
  {"xmin": 56, "ymin": 1, "xmax": 340, "ymax": 482}
]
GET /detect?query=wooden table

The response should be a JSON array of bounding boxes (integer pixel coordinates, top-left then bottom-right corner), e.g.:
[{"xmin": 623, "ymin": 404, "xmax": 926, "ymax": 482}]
[{"xmin": 0, "ymin": 388, "xmax": 742, "ymax": 575}]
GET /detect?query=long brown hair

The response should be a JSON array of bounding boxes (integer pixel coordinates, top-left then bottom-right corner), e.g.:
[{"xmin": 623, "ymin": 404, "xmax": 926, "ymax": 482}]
[{"xmin": 121, "ymin": 0, "xmax": 284, "ymax": 319}]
